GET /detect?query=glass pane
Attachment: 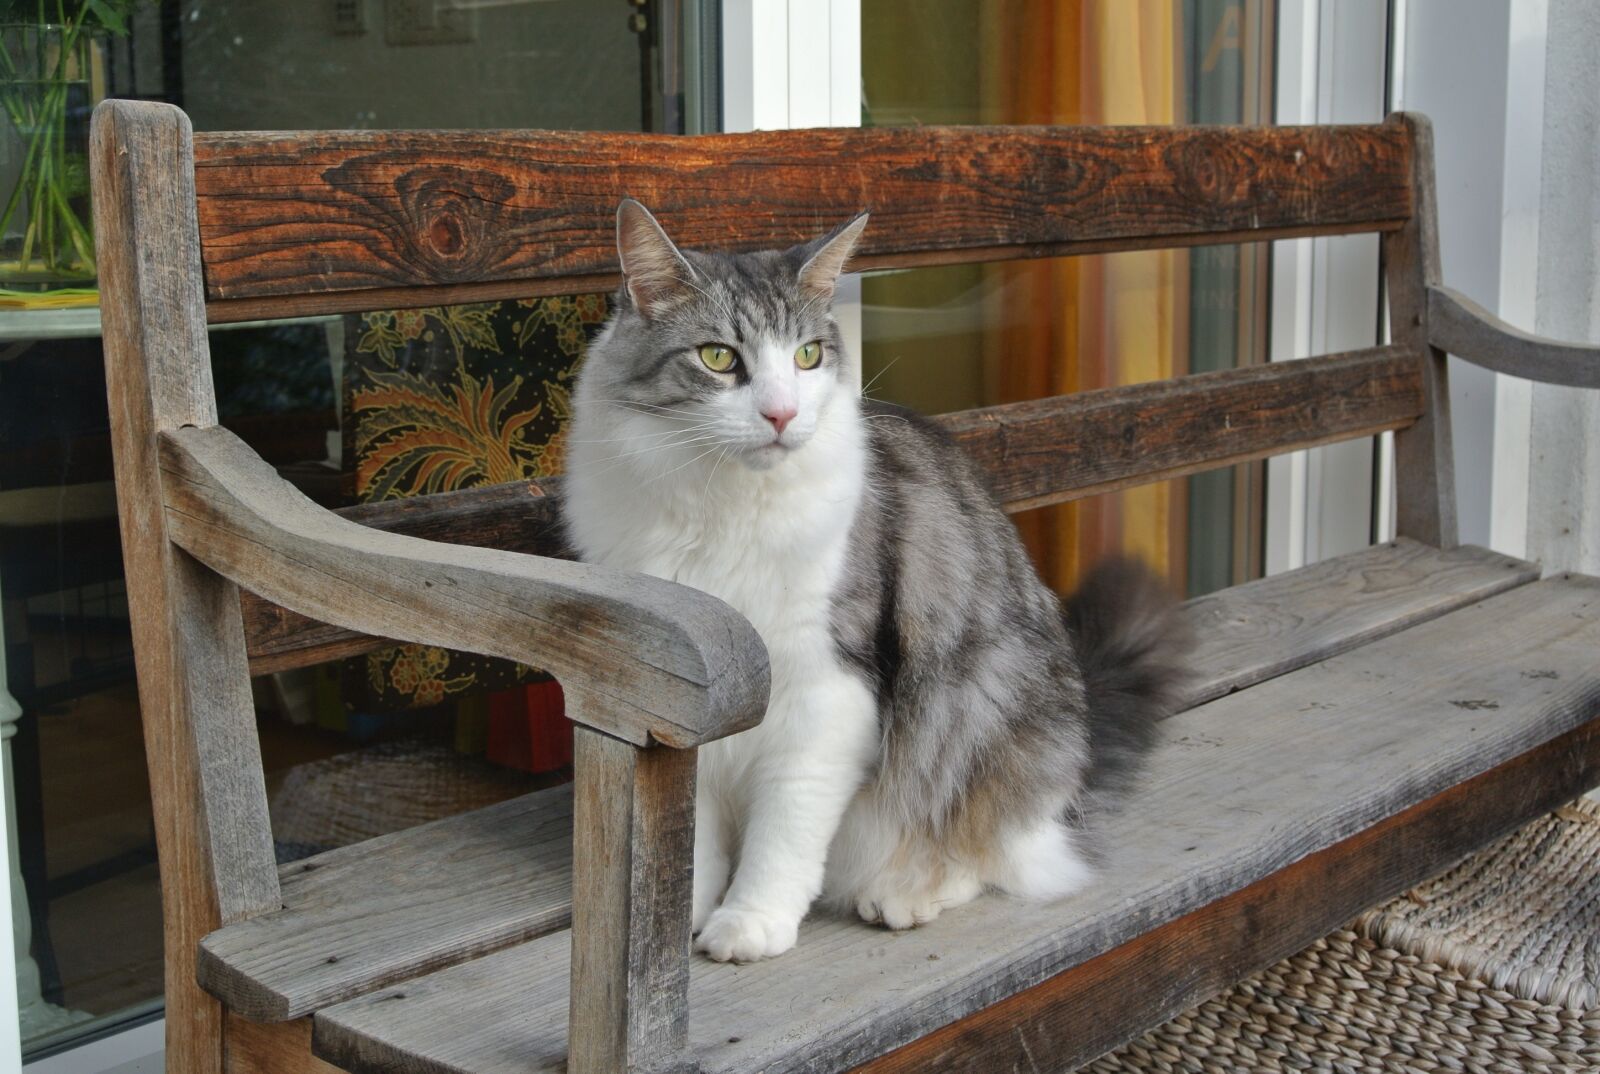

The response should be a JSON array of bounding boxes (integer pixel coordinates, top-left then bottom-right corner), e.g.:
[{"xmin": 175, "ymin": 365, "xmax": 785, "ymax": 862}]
[
  {"xmin": 861, "ymin": 0, "xmax": 1274, "ymax": 597},
  {"xmin": 2, "ymin": 3, "xmax": 716, "ymax": 1059}
]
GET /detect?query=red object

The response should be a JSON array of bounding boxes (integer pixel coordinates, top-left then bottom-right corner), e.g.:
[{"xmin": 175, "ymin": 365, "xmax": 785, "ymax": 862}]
[{"xmin": 487, "ymin": 679, "xmax": 573, "ymax": 773}]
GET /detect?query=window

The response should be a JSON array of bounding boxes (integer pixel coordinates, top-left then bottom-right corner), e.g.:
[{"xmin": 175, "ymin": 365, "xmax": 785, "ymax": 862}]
[
  {"xmin": 858, "ymin": 1, "xmax": 1275, "ymax": 596},
  {"xmin": 0, "ymin": 3, "xmax": 717, "ymax": 1061}
]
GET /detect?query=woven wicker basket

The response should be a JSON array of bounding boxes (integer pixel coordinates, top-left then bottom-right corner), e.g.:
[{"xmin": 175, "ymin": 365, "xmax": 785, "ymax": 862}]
[{"xmin": 1092, "ymin": 798, "xmax": 1600, "ymax": 1073}]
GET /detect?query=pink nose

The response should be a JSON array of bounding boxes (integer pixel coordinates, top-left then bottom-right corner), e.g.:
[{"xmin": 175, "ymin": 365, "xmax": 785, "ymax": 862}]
[{"xmin": 762, "ymin": 405, "xmax": 797, "ymax": 436}]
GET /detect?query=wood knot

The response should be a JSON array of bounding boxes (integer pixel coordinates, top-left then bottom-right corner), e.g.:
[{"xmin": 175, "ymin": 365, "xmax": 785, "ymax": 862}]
[
  {"xmin": 429, "ymin": 213, "xmax": 464, "ymax": 256},
  {"xmin": 1165, "ymin": 131, "xmax": 1257, "ymax": 208},
  {"xmin": 322, "ymin": 154, "xmax": 519, "ymax": 283}
]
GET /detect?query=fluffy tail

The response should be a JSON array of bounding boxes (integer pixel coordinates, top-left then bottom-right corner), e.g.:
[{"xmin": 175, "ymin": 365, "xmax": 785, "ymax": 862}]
[{"xmin": 1062, "ymin": 558, "xmax": 1193, "ymax": 798}]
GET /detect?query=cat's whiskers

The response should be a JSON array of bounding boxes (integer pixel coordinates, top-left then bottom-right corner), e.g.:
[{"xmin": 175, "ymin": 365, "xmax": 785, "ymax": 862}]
[
  {"xmin": 860, "ymin": 356, "xmax": 903, "ymax": 399},
  {"xmin": 569, "ymin": 421, "xmax": 719, "ymax": 445},
  {"xmin": 579, "ymin": 433, "xmax": 727, "ymax": 480},
  {"xmin": 597, "ymin": 398, "xmax": 709, "ymax": 423},
  {"xmin": 701, "ymin": 442, "xmax": 734, "ymax": 501},
  {"xmin": 651, "ymin": 440, "xmax": 736, "ymax": 483}
]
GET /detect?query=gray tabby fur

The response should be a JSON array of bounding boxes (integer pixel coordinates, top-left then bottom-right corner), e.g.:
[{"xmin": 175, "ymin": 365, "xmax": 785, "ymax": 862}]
[{"xmin": 564, "ymin": 200, "xmax": 1190, "ymax": 954}]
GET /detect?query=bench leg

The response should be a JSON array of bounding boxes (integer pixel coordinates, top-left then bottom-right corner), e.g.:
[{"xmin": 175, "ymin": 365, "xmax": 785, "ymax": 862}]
[{"xmin": 569, "ymin": 727, "xmax": 697, "ymax": 1074}]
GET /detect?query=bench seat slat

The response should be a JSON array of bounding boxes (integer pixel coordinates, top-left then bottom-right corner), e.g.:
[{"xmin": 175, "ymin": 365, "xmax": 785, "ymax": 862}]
[
  {"xmin": 1185, "ymin": 537, "xmax": 1538, "ymax": 707},
  {"xmin": 201, "ymin": 541, "xmax": 1534, "ymax": 1026},
  {"xmin": 191, "ymin": 123, "xmax": 1412, "ymax": 319},
  {"xmin": 198, "ymin": 784, "xmax": 574, "ymax": 1021},
  {"xmin": 240, "ymin": 348, "xmax": 1425, "ymax": 676},
  {"xmin": 310, "ymin": 574, "xmax": 1600, "ymax": 1074}
]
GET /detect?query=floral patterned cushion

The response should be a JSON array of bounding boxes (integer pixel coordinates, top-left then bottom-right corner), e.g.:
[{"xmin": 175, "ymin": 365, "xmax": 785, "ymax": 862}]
[{"xmin": 340, "ymin": 294, "xmax": 609, "ymax": 712}]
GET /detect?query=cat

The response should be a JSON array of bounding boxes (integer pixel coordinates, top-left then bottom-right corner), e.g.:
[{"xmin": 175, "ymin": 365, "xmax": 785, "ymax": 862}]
[{"xmin": 562, "ymin": 199, "xmax": 1191, "ymax": 964}]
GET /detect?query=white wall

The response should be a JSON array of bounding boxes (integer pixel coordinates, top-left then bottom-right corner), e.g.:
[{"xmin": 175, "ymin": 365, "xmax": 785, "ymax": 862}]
[
  {"xmin": 1392, "ymin": 0, "xmax": 1520, "ymax": 551},
  {"xmin": 1527, "ymin": 0, "xmax": 1600, "ymax": 573},
  {"xmin": 1398, "ymin": 0, "xmax": 1598, "ymax": 566},
  {"xmin": 1266, "ymin": 0, "xmax": 1386, "ymax": 575}
]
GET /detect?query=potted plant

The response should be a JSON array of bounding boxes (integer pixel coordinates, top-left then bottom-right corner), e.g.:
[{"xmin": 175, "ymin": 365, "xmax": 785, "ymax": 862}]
[{"xmin": 0, "ymin": 1, "xmax": 138, "ymax": 295}]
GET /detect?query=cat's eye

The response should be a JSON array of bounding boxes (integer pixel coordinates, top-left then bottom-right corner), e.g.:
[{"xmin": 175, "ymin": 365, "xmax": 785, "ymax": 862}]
[
  {"xmin": 697, "ymin": 344, "xmax": 738, "ymax": 373},
  {"xmin": 795, "ymin": 341, "xmax": 823, "ymax": 370}
]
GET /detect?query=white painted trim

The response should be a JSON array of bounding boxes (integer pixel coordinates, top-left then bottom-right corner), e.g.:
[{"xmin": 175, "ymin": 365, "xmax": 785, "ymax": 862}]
[
  {"xmin": 720, "ymin": 0, "xmax": 788, "ymax": 132},
  {"xmin": 1265, "ymin": 0, "xmax": 1319, "ymax": 576},
  {"xmin": 1375, "ymin": 0, "xmax": 1406, "ymax": 546},
  {"xmin": 722, "ymin": 0, "xmax": 859, "ymax": 130},
  {"xmin": 1267, "ymin": 0, "xmax": 1386, "ymax": 574},
  {"xmin": 0, "ymin": 609, "xmax": 19, "ymax": 1072},
  {"xmin": 1488, "ymin": 0, "xmax": 1549, "ymax": 559},
  {"xmin": 23, "ymin": 1018, "xmax": 163, "ymax": 1074},
  {"xmin": 722, "ymin": 0, "xmax": 863, "ymax": 364}
]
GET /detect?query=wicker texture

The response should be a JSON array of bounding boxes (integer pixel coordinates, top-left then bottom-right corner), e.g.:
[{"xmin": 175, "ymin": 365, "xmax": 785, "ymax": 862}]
[
  {"xmin": 269, "ymin": 738, "xmax": 538, "ymax": 851},
  {"xmin": 1092, "ymin": 799, "xmax": 1600, "ymax": 1073}
]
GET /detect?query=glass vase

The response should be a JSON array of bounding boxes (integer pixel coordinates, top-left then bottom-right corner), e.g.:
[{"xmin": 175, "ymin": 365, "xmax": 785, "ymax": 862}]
[{"xmin": 0, "ymin": 23, "xmax": 101, "ymax": 291}]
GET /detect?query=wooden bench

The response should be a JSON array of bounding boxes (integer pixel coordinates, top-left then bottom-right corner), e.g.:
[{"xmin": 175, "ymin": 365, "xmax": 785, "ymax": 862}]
[{"xmin": 89, "ymin": 100, "xmax": 1600, "ymax": 1074}]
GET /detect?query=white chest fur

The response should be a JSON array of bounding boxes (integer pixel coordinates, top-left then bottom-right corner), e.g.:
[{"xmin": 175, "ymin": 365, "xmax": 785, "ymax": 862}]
[{"xmin": 564, "ymin": 397, "xmax": 869, "ymax": 744}]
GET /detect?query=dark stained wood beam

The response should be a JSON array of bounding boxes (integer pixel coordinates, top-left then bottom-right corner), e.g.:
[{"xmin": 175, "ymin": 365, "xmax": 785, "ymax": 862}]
[
  {"xmin": 192, "ymin": 123, "xmax": 1412, "ymax": 315},
  {"xmin": 940, "ymin": 345, "xmax": 1421, "ymax": 513}
]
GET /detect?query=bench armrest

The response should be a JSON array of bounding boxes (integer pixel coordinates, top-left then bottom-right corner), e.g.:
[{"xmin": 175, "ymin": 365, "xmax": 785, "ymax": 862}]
[
  {"xmin": 1428, "ymin": 285, "xmax": 1600, "ymax": 389},
  {"xmin": 158, "ymin": 425, "xmax": 769, "ymax": 748}
]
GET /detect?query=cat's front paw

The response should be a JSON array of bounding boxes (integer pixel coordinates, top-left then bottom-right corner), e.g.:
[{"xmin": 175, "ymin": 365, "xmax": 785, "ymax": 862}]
[{"xmin": 694, "ymin": 905, "xmax": 799, "ymax": 963}]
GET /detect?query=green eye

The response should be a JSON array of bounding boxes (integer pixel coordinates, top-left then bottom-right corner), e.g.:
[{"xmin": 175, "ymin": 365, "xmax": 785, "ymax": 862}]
[
  {"xmin": 697, "ymin": 344, "xmax": 738, "ymax": 373},
  {"xmin": 795, "ymin": 341, "xmax": 823, "ymax": 370}
]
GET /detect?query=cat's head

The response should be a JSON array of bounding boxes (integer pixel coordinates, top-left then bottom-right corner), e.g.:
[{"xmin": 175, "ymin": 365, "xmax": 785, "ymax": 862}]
[{"xmin": 575, "ymin": 199, "xmax": 868, "ymax": 472}]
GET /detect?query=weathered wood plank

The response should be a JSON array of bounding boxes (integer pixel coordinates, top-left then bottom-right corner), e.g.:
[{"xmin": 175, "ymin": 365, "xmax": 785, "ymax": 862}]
[
  {"xmin": 161, "ymin": 425, "xmax": 769, "ymax": 748},
  {"xmin": 191, "ymin": 123, "xmax": 1412, "ymax": 313},
  {"xmin": 225, "ymin": 1016, "xmax": 345, "ymax": 1074},
  {"xmin": 1428, "ymin": 284, "xmax": 1600, "ymax": 389},
  {"xmin": 938, "ymin": 346, "xmax": 1422, "ymax": 513},
  {"xmin": 200, "ymin": 784, "xmax": 573, "ymax": 1021},
  {"xmin": 90, "ymin": 98, "xmax": 281, "ymax": 1074},
  {"xmin": 1184, "ymin": 538, "xmax": 1537, "ymax": 707},
  {"xmin": 242, "ymin": 480, "xmax": 562, "ymax": 675},
  {"xmin": 855, "ymin": 719, "xmax": 1600, "ymax": 1074},
  {"xmin": 310, "ymin": 574, "xmax": 1600, "ymax": 1074},
  {"xmin": 1383, "ymin": 112, "xmax": 1458, "ymax": 549},
  {"xmin": 202, "ymin": 540, "xmax": 1535, "ymax": 1028},
  {"xmin": 240, "ymin": 349, "xmax": 1423, "ymax": 675},
  {"xmin": 569, "ymin": 732, "xmax": 698, "ymax": 1074}
]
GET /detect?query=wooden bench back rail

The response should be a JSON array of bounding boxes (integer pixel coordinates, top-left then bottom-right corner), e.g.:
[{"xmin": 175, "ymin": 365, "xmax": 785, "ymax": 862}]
[{"xmin": 192, "ymin": 122, "xmax": 1413, "ymax": 323}]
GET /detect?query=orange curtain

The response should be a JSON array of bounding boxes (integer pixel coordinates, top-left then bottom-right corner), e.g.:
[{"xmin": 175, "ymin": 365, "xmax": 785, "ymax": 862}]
[{"xmin": 980, "ymin": 2, "xmax": 1189, "ymax": 592}]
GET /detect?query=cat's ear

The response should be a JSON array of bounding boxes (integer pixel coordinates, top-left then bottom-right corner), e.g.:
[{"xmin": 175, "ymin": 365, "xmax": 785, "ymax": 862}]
[
  {"xmin": 616, "ymin": 198, "xmax": 697, "ymax": 320},
  {"xmin": 796, "ymin": 212, "xmax": 870, "ymax": 301}
]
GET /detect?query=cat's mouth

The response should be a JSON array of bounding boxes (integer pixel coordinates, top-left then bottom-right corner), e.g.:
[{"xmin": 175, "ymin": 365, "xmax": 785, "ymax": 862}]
[{"xmin": 741, "ymin": 438, "xmax": 795, "ymax": 469}]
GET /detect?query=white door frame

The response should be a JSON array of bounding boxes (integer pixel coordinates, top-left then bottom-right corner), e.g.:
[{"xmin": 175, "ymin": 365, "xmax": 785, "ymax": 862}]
[
  {"xmin": 1266, "ymin": 0, "xmax": 1390, "ymax": 574},
  {"xmin": 722, "ymin": 0, "xmax": 863, "ymax": 362}
]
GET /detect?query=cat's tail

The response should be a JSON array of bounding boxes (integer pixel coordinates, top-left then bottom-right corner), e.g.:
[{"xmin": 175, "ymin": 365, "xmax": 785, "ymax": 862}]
[{"xmin": 1061, "ymin": 558, "xmax": 1193, "ymax": 799}]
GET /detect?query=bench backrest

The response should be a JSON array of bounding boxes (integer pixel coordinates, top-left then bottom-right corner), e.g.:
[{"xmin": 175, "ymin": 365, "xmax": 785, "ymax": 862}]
[
  {"xmin": 192, "ymin": 117, "xmax": 1445, "ymax": 674},
  {"xmin": 193, "ymin": 124, "xmax": 1413, "ymax": 318}
]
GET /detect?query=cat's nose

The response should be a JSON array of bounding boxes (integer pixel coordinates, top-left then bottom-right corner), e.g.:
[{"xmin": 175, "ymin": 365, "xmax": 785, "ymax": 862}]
[{"xmin": 762, "ymin": 405, "xmax": 797, "ymax": 436}]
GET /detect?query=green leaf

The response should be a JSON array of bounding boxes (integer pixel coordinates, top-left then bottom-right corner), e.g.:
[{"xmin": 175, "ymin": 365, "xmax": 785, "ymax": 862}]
[{"xmin": 81, "ymin": 0, "xmax": 132, "ymax": 36}]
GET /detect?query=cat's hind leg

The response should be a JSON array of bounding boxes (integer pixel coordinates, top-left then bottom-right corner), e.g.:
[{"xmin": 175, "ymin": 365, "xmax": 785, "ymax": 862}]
[
  {"xmin": 828, "ymin": 796, "xmax": 982, "ymax": 931},
  {"xmin": 855, "ymin": 859, "xmax": 983, "ymax": 931},
  {"xmin": 984, "ymin": 816, "xmax": 1094, "ymax": 901}
]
